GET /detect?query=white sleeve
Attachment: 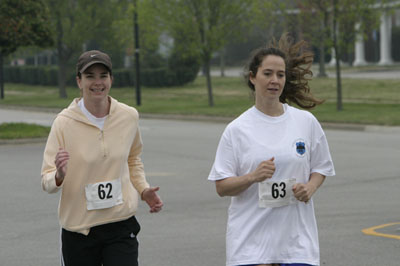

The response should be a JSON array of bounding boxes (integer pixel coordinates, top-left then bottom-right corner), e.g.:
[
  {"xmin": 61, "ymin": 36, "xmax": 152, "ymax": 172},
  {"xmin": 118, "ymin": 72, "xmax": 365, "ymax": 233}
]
[
  {"xmin": 310, "ymin": 120, "xmax": 335, "ymax": 177},
  {"xmin": 208, "ymin": 127, "xmax": 238, "ymax": 181}
]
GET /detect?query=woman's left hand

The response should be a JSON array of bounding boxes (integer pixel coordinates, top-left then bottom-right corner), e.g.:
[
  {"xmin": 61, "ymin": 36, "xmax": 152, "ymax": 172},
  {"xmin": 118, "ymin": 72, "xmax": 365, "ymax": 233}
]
[
  {"xmin": 292, "ymin": 183, "xmax": 316, "ymax": 203},
  {"xmin": 293, "ymin": 173, "xmax": 326, "ymax": 203},
  {"xmin": 142, "ymin": 187, "xmax": 163, "ymax": 213}
]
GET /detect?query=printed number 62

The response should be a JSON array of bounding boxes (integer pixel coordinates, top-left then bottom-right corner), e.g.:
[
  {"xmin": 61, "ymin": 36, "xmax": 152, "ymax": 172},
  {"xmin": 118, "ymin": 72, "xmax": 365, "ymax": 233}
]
[{"xmin": 98, "ymin": 183, "xmax": 113, "ymax": 200}]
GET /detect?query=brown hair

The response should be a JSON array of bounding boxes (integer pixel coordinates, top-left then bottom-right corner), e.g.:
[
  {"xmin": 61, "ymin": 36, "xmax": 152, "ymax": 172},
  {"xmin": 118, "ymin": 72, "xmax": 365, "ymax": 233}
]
[{"xmin": 244, "ymin": 33, "xmax": 323, "ymax": 109}]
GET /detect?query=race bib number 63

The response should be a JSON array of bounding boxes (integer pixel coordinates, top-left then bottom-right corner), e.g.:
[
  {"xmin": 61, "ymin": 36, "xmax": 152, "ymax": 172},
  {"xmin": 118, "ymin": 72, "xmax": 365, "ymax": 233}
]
[{"xmin": 259, "ymin": 178, "xmax": 296, "ymax": 208}]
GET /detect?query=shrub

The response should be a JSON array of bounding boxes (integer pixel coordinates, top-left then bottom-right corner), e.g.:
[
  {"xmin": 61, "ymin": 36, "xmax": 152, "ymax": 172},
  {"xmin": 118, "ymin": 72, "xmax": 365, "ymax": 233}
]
[
  {"xmin": 168, "ymin": 50, "xmax": 200, "ymax": 86},
  {"xmin": 3, "ymin": 52, "xmax": 200, "ymax": 88}
]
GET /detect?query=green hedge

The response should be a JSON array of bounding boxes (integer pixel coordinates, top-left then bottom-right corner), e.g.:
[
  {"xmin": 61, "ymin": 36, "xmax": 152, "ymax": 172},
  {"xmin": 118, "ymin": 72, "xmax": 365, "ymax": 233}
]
[
  {"xmin": 4, "ymin": 66, "xmax": 71, "ymax": 86},
  {"xmin": 4, "ymin": 62, "xmax": 199, "ymax": 88}
]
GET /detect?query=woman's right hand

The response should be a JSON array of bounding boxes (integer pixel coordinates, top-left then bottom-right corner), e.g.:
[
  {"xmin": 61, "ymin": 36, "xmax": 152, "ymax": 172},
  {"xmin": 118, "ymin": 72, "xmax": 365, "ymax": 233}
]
[
  {"xmin": 215, "ymin": 157, "xmax": 276, "ymax": 197},
  {"xmin": 55, "ymin": 148, "xmax": 69, "ymax": 185},
  {"xmin": 250, "ymin": 157, "xmax": 275, "ymax": 183}
]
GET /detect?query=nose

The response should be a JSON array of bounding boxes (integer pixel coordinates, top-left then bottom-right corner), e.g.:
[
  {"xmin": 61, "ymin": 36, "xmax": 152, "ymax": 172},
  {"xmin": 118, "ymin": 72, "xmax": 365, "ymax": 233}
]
[
  {"xmin": 93, "ymin": 77, "xmax": 102, "ymax": 86},
  {"xmin": 270, "ymin": 74, "xmax": 278, "ymax": 83}
]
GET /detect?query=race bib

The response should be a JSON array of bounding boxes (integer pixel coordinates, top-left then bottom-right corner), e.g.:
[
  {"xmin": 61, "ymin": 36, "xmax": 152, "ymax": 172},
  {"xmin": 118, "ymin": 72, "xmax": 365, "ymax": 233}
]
[
  {"xmin": 259, "ymin": 178, "xmax": 296, "ymax": 208},
  {"xmin": 85, "ymin": 178, "xmax": 123, "ymax": 210}
]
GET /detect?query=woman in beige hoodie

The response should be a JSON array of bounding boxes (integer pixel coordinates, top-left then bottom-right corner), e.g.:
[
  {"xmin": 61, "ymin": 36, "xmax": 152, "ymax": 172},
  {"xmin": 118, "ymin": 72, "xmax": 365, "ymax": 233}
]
[{"xmin": 41, "ymin": 50, "xmax": 163, "ymax": 266}]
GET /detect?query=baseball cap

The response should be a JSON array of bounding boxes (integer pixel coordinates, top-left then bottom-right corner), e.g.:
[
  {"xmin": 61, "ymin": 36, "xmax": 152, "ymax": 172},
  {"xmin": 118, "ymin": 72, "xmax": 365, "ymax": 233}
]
[{"xmin": 76, "ymin": 50, "xmax": 112, "ymax": 75}]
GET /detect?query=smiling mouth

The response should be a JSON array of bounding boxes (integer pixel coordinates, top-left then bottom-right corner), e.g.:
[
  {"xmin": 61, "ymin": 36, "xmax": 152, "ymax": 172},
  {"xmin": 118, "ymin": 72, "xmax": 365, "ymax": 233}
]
[
  {"xmin": 90, "ymin": 88, "xmax": 105, "ymax": 93},
  {"xmin": 267, "ymin": 88, "xmax": 279, "ymax": 91}
]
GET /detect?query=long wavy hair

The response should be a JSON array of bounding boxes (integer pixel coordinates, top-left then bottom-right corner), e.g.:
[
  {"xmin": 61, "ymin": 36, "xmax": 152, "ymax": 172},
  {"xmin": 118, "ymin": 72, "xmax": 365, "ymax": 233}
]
[{"xmin": 244, "ymin": 33, "xmax": 323, "ymax": 109}]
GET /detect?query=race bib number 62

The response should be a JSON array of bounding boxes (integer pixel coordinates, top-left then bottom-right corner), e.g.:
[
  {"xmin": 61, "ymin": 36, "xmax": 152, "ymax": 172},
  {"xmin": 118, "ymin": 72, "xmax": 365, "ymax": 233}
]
[
  {"xmin": 258, "ymin": 178, "xmax": 296, "ymax": 208},
  {"xmin": 85, "ymin": 178, "xmax": 123, "ymax": 210}
]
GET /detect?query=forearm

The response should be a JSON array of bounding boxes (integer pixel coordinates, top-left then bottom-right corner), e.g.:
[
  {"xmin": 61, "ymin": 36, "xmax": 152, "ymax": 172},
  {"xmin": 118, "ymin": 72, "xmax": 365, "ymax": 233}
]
[
  {"xmin": 129, "ymin": 162, "xmax": 150, "ymax": 196},
  {"xmin": 308, "ymin": 172, "xmax": 326, "ymax": 192},
  {"xmin": 128, "ymin": 130, "xmax": 150, "ymax": 195},
  {"xmin": 215, "ymin": 173, "xmax": 254, "ymax": 197}
]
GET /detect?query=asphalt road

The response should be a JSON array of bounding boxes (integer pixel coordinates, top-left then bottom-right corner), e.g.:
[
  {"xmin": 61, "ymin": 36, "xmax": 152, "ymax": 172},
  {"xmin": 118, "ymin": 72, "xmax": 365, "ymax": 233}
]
[{"xmin": 1, "ymin": 113, "xmax": 400, "ymax": 265}]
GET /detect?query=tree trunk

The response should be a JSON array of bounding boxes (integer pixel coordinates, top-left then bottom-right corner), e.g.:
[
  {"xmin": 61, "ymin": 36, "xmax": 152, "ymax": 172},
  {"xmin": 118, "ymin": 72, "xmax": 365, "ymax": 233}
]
[
  {"xmin": 203, "ymin": 55, "xmax": 214, "ymax": 107},
  {"xmin": 220, "ymin": 47, "xmax": 225, "ymax": 77},
  {"xmin": 334, "ymin": 44, "xmax": 342, "ymax": 111},
  {"xmin": 56, "ymin": 10, "xmax": 68, "ymax": 99},
  {"xmin": 58, "ymin": 56, "xmax": 68, "ymax": 99},
  {"xmin": 317, "ymin": 40, "xmax": 327, "ymax": 77},
  {"xmin": 333, "ymin": 0, "xmax": 342, "ymax": 111},
  {"xmin": 318, "ymin": 11, "xmax": 328, "ymax": 78},
  {"xmin": 0, "ymin": 53, "xmax": 4, "ymax": 99}
]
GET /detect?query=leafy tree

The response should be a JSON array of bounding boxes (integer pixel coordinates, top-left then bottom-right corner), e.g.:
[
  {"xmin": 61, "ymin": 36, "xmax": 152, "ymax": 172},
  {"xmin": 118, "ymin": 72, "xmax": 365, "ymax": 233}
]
[
  {"xmin": 266, "ymin": 0, "xmax": 382, "ymax": 111},
  {"xmin": 109, "ymin": 0, "xmax": 166, "ymax": 72},
  {"xmin": 45, "ymin": 0, "xmax": 127, "ymax": 98},
  {"xmin": 152, "ymin": 0, "xmax": 252, "ymax": 106},
  {"xmin": 330, "ymin": 0, "xmax": 382, "ymax": 111},
  {"xmin": 0, "ymin": 0, "xmax": 53, "ymax": 99},
  {"xmin": 295, "ymin": 0, "xmax": 332, "ymax": 77}
]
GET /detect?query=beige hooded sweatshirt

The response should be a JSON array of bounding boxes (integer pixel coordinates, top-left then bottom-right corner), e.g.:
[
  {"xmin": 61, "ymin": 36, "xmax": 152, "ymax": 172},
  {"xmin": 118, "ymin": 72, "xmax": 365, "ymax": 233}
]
[{"xmin": 41, "ymin": 97, "xmax": 149, "ymax": 235}]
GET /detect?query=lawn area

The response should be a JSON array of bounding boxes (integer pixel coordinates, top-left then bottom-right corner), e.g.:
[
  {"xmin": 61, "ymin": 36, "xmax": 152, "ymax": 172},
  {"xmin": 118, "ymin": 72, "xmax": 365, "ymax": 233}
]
[
  {"xmin": 0, "ymin": 123, "xmax": 50, "ymax": 139},
  {"xmin": 1, "ymin": 75, "xmax": 399, "ymax": 126}
]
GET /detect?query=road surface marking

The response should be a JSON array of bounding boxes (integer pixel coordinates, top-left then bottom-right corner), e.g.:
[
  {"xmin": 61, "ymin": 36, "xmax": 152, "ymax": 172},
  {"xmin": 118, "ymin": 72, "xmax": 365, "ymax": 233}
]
[{"xmin": 362, "ymin": 222, "xmax": 400, "ymax": 240}]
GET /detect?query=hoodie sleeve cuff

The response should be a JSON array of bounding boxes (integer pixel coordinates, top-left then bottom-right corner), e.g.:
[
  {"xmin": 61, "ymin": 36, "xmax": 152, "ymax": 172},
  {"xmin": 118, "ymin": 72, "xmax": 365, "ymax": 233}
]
[{"xmin": 42, "ymin": 172, "xmax": 63, "ymax": 193}]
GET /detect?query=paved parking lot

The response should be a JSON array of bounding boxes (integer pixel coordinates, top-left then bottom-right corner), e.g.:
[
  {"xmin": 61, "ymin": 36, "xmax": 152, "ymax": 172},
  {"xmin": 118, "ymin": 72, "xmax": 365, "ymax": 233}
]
[{"xmin": 0, "ymin": 110, "xmax": 400, "ymax": 265}]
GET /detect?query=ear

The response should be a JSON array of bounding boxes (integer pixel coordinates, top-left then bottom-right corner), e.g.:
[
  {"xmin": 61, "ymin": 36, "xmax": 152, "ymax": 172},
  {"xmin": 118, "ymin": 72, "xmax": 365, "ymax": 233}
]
[
  {"xmin": 76, "ymin": 76, "xmax": 82, "ymax": 89},
  {"xmin": 249, "ymin": 71, "xmax": 256, "ymax": 85}
]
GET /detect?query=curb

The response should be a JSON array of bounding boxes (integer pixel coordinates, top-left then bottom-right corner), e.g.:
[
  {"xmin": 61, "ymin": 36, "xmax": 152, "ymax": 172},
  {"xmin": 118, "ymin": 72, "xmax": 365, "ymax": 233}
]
[
  {"xmin": 140, "ymin": 113, "xmax": 234, "ymax": 124},
  {"xmin": 139, "ymin": 114, "xmax": 400, "ymax": 133},
  {"xmin": 1, "ymin": 105, "xmax": 400, "ymax": 146},
  {"xmin": 2, "ymin": 117, "xmax": 399, "ymax": 147},
  {"xmin": 0, "ymin": 104, "xmax": 61, "ymax": 113},
  {"xmin": 0, "ymin": 137, "xmax": 47, "ymax": 145}
]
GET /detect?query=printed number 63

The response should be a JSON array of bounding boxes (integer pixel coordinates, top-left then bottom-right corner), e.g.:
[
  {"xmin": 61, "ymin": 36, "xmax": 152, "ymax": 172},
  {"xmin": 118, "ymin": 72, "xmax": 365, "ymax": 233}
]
[{"xmin": 271, "ymin": 182, "xmax": 286, "ymax": 199}]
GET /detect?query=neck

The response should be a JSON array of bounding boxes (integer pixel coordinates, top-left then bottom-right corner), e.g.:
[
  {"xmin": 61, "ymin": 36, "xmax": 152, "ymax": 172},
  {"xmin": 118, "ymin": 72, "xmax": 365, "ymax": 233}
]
[
  {"xmin": 83, "ymin": 97, "xmax": 110, "ymax": 118},
  {"xmin": 255, "ymin": 100, "xmax": 284, "ymax": 117}
]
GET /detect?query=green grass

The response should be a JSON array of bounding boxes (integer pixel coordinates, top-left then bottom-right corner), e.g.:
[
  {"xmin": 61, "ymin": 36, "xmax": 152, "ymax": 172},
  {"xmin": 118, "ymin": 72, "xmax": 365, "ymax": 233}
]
[
  {"xmin": 1, "ymin": 75, "xmax": 400, "ymax": 126},
  {"xmin": 322, "ymin": 63, "xmax": 400, "ymax": 73},
  {"xmin": 0, "ymin": 123, "xmax": 50, "ymax": 139},
  {"xmin": 309, "ymin": 103, "xmax": 400, "ymax": 125}
]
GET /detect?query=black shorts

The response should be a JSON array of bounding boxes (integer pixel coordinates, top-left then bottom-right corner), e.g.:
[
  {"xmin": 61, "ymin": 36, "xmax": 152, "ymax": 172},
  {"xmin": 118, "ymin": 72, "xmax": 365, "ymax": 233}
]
[{"xmin": 61, "ymin": 216, "xmax": 141, "ymax": 266}]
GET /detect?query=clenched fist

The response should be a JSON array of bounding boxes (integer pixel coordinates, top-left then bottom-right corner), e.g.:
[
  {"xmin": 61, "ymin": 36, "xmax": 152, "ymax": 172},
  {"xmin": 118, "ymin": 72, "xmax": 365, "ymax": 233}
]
[{"xmin": 250, "ymin": 157, "xmax": 275, "ymax": 183}]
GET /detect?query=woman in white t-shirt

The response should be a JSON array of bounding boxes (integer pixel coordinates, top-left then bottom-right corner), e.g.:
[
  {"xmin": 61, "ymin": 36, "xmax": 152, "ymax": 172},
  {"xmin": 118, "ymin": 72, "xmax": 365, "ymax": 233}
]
[{"xmin": 208, "ymin": 33, "xmax": 335, "ymax": 266}]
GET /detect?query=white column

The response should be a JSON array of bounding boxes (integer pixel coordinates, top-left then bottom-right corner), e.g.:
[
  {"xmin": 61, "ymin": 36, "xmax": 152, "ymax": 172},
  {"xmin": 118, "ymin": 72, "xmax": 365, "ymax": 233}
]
[
  {"xmin": 124, "ymin": 55, "xmax": 131, "ymax": 68},
  {"xmin": 329, "ymin": 48, "xmax": 337, "ymax": 66},
  {"xmin": 329, "ymin": 48, "xmax": 345, "ymax": 66},
  {"xmin": 329, "ymin": 25, "xmax": 342, "ymax": 66},
  {"xmin": 353, "ymin": 23, "xmax": 367, "ymax": 66},
  {"xmin": 378, "ymin": 11, "xmax": 393, "ymax": 65}
]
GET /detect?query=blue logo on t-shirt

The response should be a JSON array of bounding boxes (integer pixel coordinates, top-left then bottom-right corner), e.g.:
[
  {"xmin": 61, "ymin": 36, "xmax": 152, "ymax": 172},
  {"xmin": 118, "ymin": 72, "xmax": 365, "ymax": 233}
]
[{"xmin": 296, "ymin": 141, "xmax": 306, "ymax": 155}]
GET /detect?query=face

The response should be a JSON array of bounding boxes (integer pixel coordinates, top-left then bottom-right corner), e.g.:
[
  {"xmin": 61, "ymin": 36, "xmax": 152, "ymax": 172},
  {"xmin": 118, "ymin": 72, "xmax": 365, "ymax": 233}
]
[
  {"xmin": 250, "ymin": 55, "xmax": 286, "ymax": 104},
  {"xmin": 77, "ymin": 64, "xmax": 112, "ymax": 102}
]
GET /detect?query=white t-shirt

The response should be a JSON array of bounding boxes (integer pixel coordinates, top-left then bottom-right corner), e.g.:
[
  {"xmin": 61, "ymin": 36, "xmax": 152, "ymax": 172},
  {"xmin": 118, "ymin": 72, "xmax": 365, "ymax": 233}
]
[
  {"xmin": 208, "ymin": 104, "xmax": 335, "ymax": 266},
  {"xmin": 78, "ymin": 98, "xmax": 107, "ymax": 130}
]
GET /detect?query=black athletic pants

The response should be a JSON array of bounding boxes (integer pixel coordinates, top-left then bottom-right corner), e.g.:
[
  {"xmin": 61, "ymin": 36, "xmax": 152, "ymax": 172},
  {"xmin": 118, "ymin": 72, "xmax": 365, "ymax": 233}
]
[{"xmin": 61, "ymin": 216, "xmax": 140, "ymax": 266}]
